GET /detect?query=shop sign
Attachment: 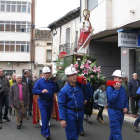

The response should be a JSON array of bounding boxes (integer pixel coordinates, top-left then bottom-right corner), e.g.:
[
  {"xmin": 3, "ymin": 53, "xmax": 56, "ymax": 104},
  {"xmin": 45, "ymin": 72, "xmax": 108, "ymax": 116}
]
[{"xmin": 118, "ymin": 32, "xmax": 137, "ymax": 48}]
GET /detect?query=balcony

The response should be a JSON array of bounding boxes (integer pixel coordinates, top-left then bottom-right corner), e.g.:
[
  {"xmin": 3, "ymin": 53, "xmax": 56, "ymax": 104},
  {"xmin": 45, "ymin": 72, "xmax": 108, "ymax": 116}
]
[
  {"xmin": 59, "ymin": 43, "xmax": 73, "ymax": 55},
  {"xmin": 0, "ymin": 52, "xmax": 30, "ymax": 62}
]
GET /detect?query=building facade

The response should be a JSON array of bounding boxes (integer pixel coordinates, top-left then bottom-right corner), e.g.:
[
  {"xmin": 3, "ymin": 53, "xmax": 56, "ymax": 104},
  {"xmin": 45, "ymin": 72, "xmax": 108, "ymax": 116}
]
[
  {"xmin": 0, "ymin": 0, "xmax": 35, "ymax": 75},
  {"xmin": 48, "ymin": 7, "xmax": 80, "ymax": 74},
  {"xmin": 81, "ymin": 0, "xmax": 140, "ymax": 80},
  {"xmin": 34, "ymin": 30, "xmax": 52, "ymax": 77}
]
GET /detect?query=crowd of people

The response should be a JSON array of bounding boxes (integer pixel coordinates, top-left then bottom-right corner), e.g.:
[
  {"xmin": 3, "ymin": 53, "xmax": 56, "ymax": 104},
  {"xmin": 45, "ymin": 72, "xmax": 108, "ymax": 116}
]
[{"xmin": 0, "ymin": 66, "xmax": 140, "ymax": 140}]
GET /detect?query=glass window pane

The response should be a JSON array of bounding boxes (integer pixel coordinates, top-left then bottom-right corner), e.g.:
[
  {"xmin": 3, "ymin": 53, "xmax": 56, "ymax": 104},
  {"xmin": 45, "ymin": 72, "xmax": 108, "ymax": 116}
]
[
  {"xmin": 10, "ymin": 41, "xmax": 15, "ymax": 44},
  {"xmin": 0, "ymin": 24, "xmax": 4, "ymax": 31},
  {"xmin": 6, "ymin": 5, "xmax": 10, "ymax": 12},
  {"xmin": 1, "ymin": 5, "xmax": 5, "ymax": 11},
  {"xmin": 10, "ymin": 45, "xmax": 15, "ymax": 51},
  {"xmin": 28, "ymin": 4, "xmax": 30, "ymax": 13},
  {"xmin": 27, "ymin": 45, "xmax": 29, "ymax": 52},
  {"xmin": 17, "ymin": 5, "xmax": 21, "ymax": 12},
  {"xmin": 12, "ymin": 2, "xmax": 16, "ymax": 4},
  {"xmin": 21, "ymin": 42, "xmax": 26, "ymax": 44},
  {"xmin": 21, "ymin": 25, "xmax": 26, "ymax": 32},
  {"xmin": 22, "ymin": 5, "xmax": 26, "ymax": 12},
  {"xmin": 17, "ymin": 2, "xmax": 21, "ymax": 4},
  {"xmin": 11, "ymin": 25, "xmax": 15, "ymax": 32},
  {"xmin": 5, "ymin": 24, "xmax": 10, "ymax": 31},
  {"xmin": 0, "ymin": 45, "xmax": 4, "ymax": 51},
  {"xmin": 22, "ymin": 22, "xmax": 26, "ymax": 24},
  {"xmin": 5, "ymin": 45, "xmax": 9, "ymax": 51},
  {"xmin": 16, "ymin": 45, "xmax": 20, "ymax": 52},
  {"xmin": 16, "ymin": 41, "xmax": 20, "ymax": 44},
  {"xmin": 0, "ymin": 41, "xmax": 4, "ymax": 44},
  {"xmin": 21, "ymin": 45, "xmax": 25, "ymax": 52},
  {"xmin": 5, "ymin": 41, "xmax": 9, "ymax": 44},
  {"xmin": 16, "ymin": 25, "xmax": 21, "ymax": 32},
  {"xmin": 12, "ymin": 5, "xmax": 15, "ymax": 12},
  {"xmin": 22, "ymin": 2, "xmax": 27, "ymax": 4}
]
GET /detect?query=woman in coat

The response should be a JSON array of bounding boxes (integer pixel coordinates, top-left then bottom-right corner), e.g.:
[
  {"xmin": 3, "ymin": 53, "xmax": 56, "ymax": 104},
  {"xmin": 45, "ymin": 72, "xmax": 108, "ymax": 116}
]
[{"xmin": 94, "ymin": 85, "xmax": 107, "ymax": 124}]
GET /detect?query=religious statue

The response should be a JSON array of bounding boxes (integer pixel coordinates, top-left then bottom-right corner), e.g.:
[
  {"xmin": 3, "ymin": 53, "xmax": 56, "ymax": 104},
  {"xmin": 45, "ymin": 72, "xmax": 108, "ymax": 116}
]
[{"xmin": 77, "ymin": 9, "xmax": 94, "ymax": 53}]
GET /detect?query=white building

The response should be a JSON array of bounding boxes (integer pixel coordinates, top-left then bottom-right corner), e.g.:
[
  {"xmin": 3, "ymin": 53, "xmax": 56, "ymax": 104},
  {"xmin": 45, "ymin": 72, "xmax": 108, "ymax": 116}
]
[
  {"xmin": 34, "ymin": 30, "xmax": 52, "ymax": 77},
  {"xmin": 0, "ymin": 0, "xmax": 34, "ymax": 76},
  {"xmin": 81, "ymin": 0, "xmax": 140, "ymax": 79},
  {"xmin": 48, "ymin": 7, "xmax": 80, "ymax": 74}
]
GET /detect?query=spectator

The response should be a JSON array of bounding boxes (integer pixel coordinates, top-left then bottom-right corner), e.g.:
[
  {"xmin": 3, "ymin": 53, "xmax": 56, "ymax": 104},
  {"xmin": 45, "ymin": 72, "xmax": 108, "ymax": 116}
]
[
  {"xmin": 10, "ymin": 74, "xmax": 30, "ymax": 129},
  {"xmin": 9, "ymin": 73, "xmax": 16, "ymax": 115},
  {"xmin": 0, "ymin": 68, "xmax": 10, "ymax": 123},
  {"xmin": 22, "ymin": 70, "xmax": 30, "ymax": 120},
  {"xmin": 128, "ymin": 73, "xmax": 140, "ymax": 118},
  {"xmin": 94, "ymin": 85, "xmax": 107, "ymax": 125},
  {"xmin": 28, "ymin": 75, "xmax": 33, "ymax": 116}
]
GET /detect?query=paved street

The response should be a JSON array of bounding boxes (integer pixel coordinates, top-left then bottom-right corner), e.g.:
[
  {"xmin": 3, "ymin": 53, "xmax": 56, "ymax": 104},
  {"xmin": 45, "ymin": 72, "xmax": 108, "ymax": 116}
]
[{"xmin": 0, "ymin": 113, "xmax": 140, "ymax": 140}]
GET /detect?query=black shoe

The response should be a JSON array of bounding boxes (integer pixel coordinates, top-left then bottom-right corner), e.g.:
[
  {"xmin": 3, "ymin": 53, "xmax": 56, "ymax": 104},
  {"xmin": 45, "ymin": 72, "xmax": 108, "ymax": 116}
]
[
  {"xmin": 46, "ymin": 136, "xmax": 50, "ymax": 140},
  {"xmin": 0, "ymin": 126, "xmax": 2, "ymax": 129},
  {"xmin": 80, "ymin": 131, "xmax": 84, "ymax": 136},
  {"xmin": 20, "ymin": 120, "xmax": 23, "ymax": 126},
  {"xmin": 3, "ymin": 116, "xmax": 10, "ymax": 121},
  {"xmin": 17, "ymin": 125, "xmax": 21, "ymax": 129}
]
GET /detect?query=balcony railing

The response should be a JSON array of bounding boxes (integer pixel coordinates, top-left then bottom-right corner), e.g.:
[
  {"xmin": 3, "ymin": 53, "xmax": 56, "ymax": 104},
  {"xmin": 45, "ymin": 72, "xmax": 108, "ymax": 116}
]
[{"xmin": 59, "ymin": 43, "xmax": 73, "ymax": 55}]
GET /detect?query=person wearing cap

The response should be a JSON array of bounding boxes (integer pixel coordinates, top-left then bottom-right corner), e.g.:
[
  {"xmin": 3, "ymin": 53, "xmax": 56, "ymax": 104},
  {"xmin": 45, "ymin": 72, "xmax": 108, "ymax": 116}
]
[
  {"xmin": 58, "ymin": 66, "xmax": 92, "ymax": 140},
  {"xmin": 106, "ymin": 70, "xmax": 128, "ymax": 140},
  {"xmin": 32, "ymin": 66, "xmax": 59, "ymax": 140}
]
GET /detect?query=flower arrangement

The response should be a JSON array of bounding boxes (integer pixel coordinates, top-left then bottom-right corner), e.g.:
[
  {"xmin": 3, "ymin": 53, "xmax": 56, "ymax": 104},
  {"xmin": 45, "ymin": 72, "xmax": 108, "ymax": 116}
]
[
  {"xmin": 72, "ymin": 55, "xmax": 104, "ymax": 84},
  {"xmin": 55, "ymin": 54, "xmax": 104, "ymax": 84}
]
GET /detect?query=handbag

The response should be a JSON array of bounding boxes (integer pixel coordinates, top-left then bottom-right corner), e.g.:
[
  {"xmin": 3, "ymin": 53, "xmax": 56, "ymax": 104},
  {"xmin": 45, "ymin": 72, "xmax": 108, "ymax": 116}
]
[{"xmin": 94, "ymin": 102, "xmax": 98, "ymax": 109}]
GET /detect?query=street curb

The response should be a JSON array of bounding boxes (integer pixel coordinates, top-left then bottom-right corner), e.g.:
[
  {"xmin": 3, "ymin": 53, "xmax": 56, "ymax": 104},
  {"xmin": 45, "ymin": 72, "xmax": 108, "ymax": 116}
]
[{"xmin": 93, "ymin": 111, "xmax": 135, "ymax": 125}]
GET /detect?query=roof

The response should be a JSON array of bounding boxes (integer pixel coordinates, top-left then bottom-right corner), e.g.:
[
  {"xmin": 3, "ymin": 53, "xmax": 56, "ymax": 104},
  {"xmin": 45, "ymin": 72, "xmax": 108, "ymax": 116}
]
[
  {"xmin": 47, "ymin": 7, "xmax": 80, "ymax": 30},
  {"xmin": 34, "ymin": 29, "xmax": 52, "ymax": 40}
]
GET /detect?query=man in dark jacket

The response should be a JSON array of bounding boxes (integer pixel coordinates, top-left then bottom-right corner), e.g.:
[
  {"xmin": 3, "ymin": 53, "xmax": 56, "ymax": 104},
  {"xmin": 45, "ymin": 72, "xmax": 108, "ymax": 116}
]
[
  {"xmin": 22, "ymin": 70, "xmax": 30, "ymax": 119},
  {"xmin": 128, "ymin": 73, "xmax": 140, "ymax": 118},
  {"xmin": 0, "ymin": 68, "xmax": 10, "ymax": 123},
  {"xmin": 10, "ymin": 74, "xmax": 30, "ymax": 129}
]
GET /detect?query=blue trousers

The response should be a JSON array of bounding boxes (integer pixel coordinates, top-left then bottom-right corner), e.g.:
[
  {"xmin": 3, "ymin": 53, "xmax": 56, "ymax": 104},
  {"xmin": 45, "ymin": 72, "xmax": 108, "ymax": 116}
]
[
  {"xmin": 65, "ymin": 110, "xmax": 84, "ymax": 140},
  {"xmin": 134, "ymin": 114, "xmax": 140, "ymax": 126},
  {"xmin": 38, "ymin": 98, "xmax": 53, "ymax": 137},
  {"xmin": 108, "ymin": 108, "xmax": 124, "ymax": 140}
]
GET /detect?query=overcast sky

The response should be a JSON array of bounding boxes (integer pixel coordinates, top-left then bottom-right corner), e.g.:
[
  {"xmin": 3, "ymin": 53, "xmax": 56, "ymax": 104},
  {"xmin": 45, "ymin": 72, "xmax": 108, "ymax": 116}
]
[{"xmin": 35, "ymin": 0, "xmax": 80, "ymax": 29}]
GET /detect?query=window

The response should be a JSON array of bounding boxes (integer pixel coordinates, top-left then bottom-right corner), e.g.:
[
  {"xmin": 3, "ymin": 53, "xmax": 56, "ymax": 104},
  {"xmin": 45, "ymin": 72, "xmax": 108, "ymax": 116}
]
[
  {"xmin": 66, "ymin": 28, "xmax": 70, "ymax": 43},
  {"xmin": 6, "ymin": 4, "xmax": 10, "ymax": 12},
  {"xmin": 88, "ymin": 0, "xmax": 98, "ymax": 11},
  {"xmin": 17, "ymin": 5, "xmax": 21, "ymax": 12},
  {"xmin": 46, "ymin": 50, "xmax": 52, "ymax": 62},
  {"xmin": 5, "ymin": 45, "xmax": 10, "ymax": 51},
  {"xmin": 5, "ymin": 24, "xmax": 10, "ymax": 32},
  {"xmin": 11, "ymin": 5, "xmax": 16, "ymax": 12},
  {"xmin": 22, "ymin": 5, "xmax": 26, "ymax": 12},
  {"xmin": 0, "ymin": 21, "xmax": 31, "ymax": 32},
  {"xmin": 0, "ymin": 2, "xmax": 31, "ymax": 13},
  {"xmin": 0, "ymin": 41, "xmax": 30, "ymax": 52},
  {"xmin": 3, "ymin": 70, "xmax": 16, "ymax": 76},
  {"xmin": 21, "ymin": 45, "xmax": 25, "ymax": 52},
  {"xmin": 28, "ymin": 3, "xmax": 31, "ymax": 13},
  {"xmin": 1, "ymin": 4, "xmax": 5, "ymax": 11},
  {"xmin": 47, "ymin": 43, "xmax": 52, "ymax": 46},
  {"xmin": 0, "ymin": 24, "xmax": 4, "ymax": 31}
]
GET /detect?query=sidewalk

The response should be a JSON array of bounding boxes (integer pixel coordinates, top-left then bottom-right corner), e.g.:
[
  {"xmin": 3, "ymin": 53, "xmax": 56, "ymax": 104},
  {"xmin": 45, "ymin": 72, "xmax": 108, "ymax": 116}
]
[{"xmin": 93, "ymin": 108, "xmax": 136, "ymax": 124}]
